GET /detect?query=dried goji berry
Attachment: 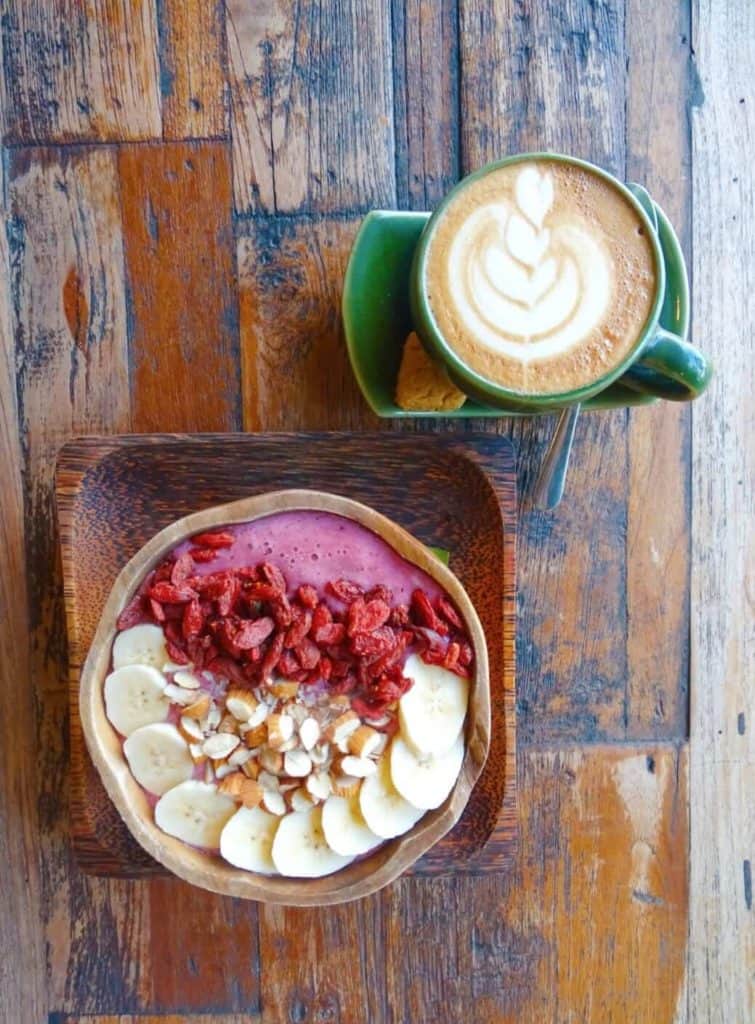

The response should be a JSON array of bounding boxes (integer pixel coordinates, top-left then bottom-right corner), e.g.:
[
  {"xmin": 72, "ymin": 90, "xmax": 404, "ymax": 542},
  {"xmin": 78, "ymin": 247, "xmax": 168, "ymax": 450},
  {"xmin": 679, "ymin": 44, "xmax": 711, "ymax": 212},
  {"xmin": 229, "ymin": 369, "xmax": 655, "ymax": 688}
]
[
  {"xmin": 246, "ymin": 582, "xmax": 281, "ymax": 602},
  {"xmin": 329, "ymin": 657, "xmax": 351, "ymax": 680},
  {"xmin": 410, "ymin": 589, "xmax": 448, "ymax": 634},
  {"xmin": 350, "ymin": 626, "xmax": 395, "ymax": 659},
  {"xmin": 458, "ymin": 643, "xmax": 474, "ymax": 668},
  {"xmin": 351, "ymin": 695, "xmax": 385, "ymax": 718},
  {"xmin": 218, "ymin": 578, "xmax": 241, "ymax": 618},
  {"xmin": 164, "ymin": 621, "xmax": 183, "ymax": 646},
  {"xmin": 189, "ymin": 546, "xmax": 217, "ymax": 563},
  {"xmin": 260, "ymin": 561, "xmax": 287, "ymax": 594},
  {"xmin": 443, "ymin": 641, "xmax": 460, "ymax": 671},
  {"xmin": 162, "ymin": 604, "xmax": 184, "ymax": 621},
  {"xmin": 284, "ymin": 606, "xmax": 312, "ymax": 647},
  {"xmin": 369, "ymin": 631, "xmax": 411, "ymax": 675},
  {"xmin": 235, "ymin": 616, "xmax": 275, "ymax": 649},
  {"xmin": 166, "ymin": 638, "xmax": 190, "ymax": 665},
  {"xmin": 153, "ymin": 559, "xmax": 175, "ymax": 583},
  {"xmin": 206, "ymin": 655, "xmax": 247, "ymax": 685},
  {"xmin": 171, "ymin": 552, "xmax": 195, "ymax": 586},
  {"xmin": 366, "ymin": 584, "xmax": 393, "ymax": 605},
  {"xmin": 294, "ymin": 637, "xmax": 320, "ymax": 671},
  {"xmin": 182, "ymin": 598, "xmax": 204, "ymax": 640},
  {"xmin": 148, "ymin": 598, "xmax": 166, "ymax": 623},
  {"xmin": 215, "ymin": 620, "xmax": 242, "ymax": 658},
  {"xmin": 271, "ymin": 593, "xmax": 292, "ymax": 628},
  {"xmin": 348, "ymin": 597, "xmax": 390, "ymax": 636},
  {"xmin": 311, "ymin": 603, "xmax": 332, "ymax": 632},
  {"xmin": 326, "ymin": 579, "xmax": 364, "ymax": 603},
  {"xmin": 260, "ymin": 632, "xmax": 285, "ymax": 679},
  {"xmin": 117, "ymin": 594, "xmax": 148, "ymax": 630},
  {"xmin": 191, "ymin": 531, "xmax": 234, "ymax": 549},
  {"xmin": 436, "ymin": 596, "xmax": 464, "ymax": 631},
  {"xmin": 319, "ymin": 655, "xmax": 332, "ymax": 681},
  {"xmin": 278, "ymin": 650, "xmax": 301, "ymax": 676},
  {"xmin": 329, "ymin": 672, "xmax": 358, "ymax": 695},
  {"xmin": 297, "ymin": 583, "xmax": 319, "ymax": 608},
  {"xmin": 148, "ymin": 581, "xmax": 197, "ymax": 604},
  {"xmin": 312, "ymin": 621, "xmax": 346, "ymax": 645},
  {"xmin": 389, "ymin": 604, "xmax": 410, "ymax": 627}
]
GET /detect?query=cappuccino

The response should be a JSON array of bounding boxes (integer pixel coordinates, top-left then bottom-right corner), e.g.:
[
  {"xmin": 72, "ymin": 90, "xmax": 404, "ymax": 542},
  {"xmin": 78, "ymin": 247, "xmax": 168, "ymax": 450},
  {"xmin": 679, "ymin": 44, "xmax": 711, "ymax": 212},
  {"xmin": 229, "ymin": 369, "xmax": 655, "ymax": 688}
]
[{"xmin": 424, "ymin": 160, "xmax": 657, "ymax": 395}]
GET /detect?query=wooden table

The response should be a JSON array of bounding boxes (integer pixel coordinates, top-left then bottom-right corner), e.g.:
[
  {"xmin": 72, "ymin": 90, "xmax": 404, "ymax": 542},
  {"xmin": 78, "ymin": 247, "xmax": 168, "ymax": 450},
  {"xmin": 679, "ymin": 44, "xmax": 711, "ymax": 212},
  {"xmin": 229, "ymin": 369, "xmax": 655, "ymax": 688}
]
[{"xmin": 0, "ymin": 2, "xmax": 751, "ymax": 1022}]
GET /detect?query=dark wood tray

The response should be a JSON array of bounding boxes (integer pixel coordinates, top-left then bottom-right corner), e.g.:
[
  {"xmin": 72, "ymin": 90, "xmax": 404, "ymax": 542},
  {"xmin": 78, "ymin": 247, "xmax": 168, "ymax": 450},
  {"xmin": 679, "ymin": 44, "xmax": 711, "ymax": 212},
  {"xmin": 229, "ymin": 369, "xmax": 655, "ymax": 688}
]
[{"xmin": 56, "ymin": 433, "xmax": 516, "ymax": 877}]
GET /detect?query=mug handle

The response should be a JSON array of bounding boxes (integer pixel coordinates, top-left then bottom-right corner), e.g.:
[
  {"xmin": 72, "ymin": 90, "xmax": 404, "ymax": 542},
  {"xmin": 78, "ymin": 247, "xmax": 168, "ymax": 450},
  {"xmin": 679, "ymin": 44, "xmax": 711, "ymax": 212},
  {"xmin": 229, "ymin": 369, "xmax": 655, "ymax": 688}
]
[{"xmin": 616, "ymin": 327, "xmax": 713, "ymax": 401}]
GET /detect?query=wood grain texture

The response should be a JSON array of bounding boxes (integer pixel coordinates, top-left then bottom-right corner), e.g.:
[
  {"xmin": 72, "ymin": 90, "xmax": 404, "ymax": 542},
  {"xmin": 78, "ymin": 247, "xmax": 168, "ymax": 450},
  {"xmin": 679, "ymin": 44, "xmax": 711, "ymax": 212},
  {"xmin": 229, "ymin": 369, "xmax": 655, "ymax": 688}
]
[
  {"xmin": 57, "ymin": 433, "xmax": 515, "ymax": 878},
  {"xmin": 256, "ymin": 744, "xmax": 687, "ymax": 1024},
  {"xmin": 50, "ymin": 1017, "xmax": 258, "ymax": 1024},
  {"xmin": 226, "ymin": 0, "xmax": 396, "ymax": 216},
  {"xmin": 625, "ymin": 0, "xmax": 691, "ymax": 741},
  {"xmin": 7, "ymin": 144, "xmax": 154, "ymax": 1015},
  {"xmin": 1, "ymin": 1, "xmax": 162, "ymax": 143},
  {"xmin": 119, "ymin": 141, "xmax": 240, "ymax": 432},
  {"xmin": 689, "ymin": 2, "xmax": 755, "ymax": 1020},
  {"xmin": 157, "ymin": 0, "xmax": 228, "ymax": 140},
  {"xmin": 391, "ymin": 0, "xmax": 460, "ymax": 210},
  {"xmin": 239, "ymin": 217, "xmax": 379, "ymax": 432},
  {"xmin": 0, "ymin": 147, "xmax": 47, "ymax": 1024}
]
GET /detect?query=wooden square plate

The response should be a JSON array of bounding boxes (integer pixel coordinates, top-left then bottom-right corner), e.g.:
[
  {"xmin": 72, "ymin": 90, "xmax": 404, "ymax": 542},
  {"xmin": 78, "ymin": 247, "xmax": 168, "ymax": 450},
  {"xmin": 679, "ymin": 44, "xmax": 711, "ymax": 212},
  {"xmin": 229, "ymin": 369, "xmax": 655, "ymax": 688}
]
[{"xmin": 56, "ymin": 432, "xmax": 516, "ymax": 877}]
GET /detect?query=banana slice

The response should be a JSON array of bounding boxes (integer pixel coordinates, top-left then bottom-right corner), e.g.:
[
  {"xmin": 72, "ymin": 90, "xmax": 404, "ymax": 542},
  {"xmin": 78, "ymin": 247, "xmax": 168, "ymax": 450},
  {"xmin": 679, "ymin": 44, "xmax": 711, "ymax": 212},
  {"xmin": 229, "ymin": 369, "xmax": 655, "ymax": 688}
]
[
  {"xmin": 271, "ymin": 806, "xmax": 354, "ymax": 877},
  {"xmin": 155, "ymin": 780, "xmax": 237, "ymax": 849},
  {"xmin": 321, "ymin": 794, "xmax": 382, "ymax": 856},
  {"xmin": 359, "ymin": 752, "xmax": 425, "ymax": 839},
  {"xmin": 123, "ymin": 723, "xmax": 194, "ymax": 795},
  {"xmin": 220, "ymin": 806, "xmax": 281, "ymax": 874},
  {"xmin": 399, "ymin": 653, "xmax": 469, "ymax": 756},
  {"xmin": 113, "ymin": 623, "xmax": 169, "ymax": 670},
  {"xmin": 104, "ymin": 665, "xmax": 170, "ymax": 736},
  {"xmin": 390, "ymin": 732, "xmax": 464, "ymax": 810}
]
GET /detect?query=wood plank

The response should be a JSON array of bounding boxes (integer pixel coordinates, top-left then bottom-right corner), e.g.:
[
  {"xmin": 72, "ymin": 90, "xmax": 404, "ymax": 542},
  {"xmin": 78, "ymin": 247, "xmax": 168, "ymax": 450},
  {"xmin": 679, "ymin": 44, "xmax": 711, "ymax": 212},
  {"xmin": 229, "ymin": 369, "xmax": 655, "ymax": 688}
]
[
  {"xmin": 0, "ymin": 149, "xmax": 47, "ymax": 1023},
  {"xmin": 50, "ymin": 1017, "xmax": 258, "ymax": 1024},
  {"xmin": 260, "ymin": 745, "xmax": 688, "ymax": 1023},
  {"xmin": 226, "ymin": 0, "xmax": 396, "ymax": 216},
  {"xmin": 1, "ymin": 2, "xmax": 161, "ymax": 143},
  {"xmin": 118, "ymin": 141, "xmax": 240, "ymax": 433},
  {"xmin": 689, "ymin": 2, "xmax": 755, "ymax": 1021},
  {"xmin": 391, "ymin": 0, "xmax": 460, "ymax": 209},
  {"xmin": 7, "ymin": 145, "xmax": 152, "ymax": 1013},
  {"xmin": 157, "ymin": 0, "xmax": 228, "ymax": 140},
  {"xmin": 459, "ymin": 0, "xmax": 632, "ymax": 746},
  {"xmin": 625, "ymin": 0, "xmax": 691, "ymax": 740},
  {"xmin": 238, "ymin": 217, "xmax": 379, "ymax": 431}
]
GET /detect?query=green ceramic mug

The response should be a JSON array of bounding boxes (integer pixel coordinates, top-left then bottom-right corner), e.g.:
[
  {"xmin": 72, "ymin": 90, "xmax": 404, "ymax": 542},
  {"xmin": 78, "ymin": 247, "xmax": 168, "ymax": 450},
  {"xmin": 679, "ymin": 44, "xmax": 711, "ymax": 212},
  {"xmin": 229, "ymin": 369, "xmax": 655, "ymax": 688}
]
[{"xmin": 409, "ymin": 153, "xmax": 712, "ymax": 413}]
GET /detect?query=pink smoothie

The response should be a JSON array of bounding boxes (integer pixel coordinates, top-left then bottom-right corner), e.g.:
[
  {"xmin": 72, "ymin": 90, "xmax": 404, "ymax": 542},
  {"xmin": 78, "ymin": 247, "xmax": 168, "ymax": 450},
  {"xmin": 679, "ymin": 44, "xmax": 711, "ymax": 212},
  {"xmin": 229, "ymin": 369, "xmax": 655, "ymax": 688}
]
[{"xmin": 174, "ymin": 510, "xmax": 443, "ymax": 604}]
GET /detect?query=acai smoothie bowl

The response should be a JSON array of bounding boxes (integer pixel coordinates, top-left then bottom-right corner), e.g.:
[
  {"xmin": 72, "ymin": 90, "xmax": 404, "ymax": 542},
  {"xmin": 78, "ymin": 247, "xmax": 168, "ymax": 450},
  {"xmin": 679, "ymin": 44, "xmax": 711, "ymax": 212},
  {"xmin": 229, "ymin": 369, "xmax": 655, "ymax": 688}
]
[{"xmin": 79, "ymin": 490, "xmax": 490, "ymax": 905}]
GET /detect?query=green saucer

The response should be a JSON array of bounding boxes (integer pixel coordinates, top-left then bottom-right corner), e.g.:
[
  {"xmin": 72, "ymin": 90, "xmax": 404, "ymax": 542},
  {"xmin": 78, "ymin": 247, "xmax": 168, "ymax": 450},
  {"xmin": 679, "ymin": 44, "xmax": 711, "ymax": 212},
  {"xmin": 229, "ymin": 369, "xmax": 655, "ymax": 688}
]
[{"xmin": 343, "ymin": 204, "xmax": 689, "ymax": 418}]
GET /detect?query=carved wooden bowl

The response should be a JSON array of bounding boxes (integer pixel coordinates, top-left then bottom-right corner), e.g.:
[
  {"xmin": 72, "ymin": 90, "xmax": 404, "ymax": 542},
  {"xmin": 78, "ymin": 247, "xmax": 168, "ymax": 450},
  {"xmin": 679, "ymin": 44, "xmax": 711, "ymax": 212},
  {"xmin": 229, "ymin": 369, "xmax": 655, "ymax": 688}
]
[{"xmin": 79, "ymin": 489, "xmax": 490, "ymax": 905}]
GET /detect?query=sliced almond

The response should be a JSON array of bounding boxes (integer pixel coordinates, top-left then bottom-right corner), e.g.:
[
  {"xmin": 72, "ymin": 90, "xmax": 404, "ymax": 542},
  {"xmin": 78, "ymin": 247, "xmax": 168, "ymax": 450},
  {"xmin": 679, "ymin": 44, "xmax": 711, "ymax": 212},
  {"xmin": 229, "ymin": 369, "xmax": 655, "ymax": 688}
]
[
  {"xmin": 306, "ymin": 771, "xmax": 332, "ymax": 801},
  {"xmin": 309, "ymin": 742, "xmax": 331, "ymax": 767},
  {"xmin": 206, "ymin": 703, "xmax": 222, "ymax": 730},
  {"xmin": 258, "ymin": 770, "xmax": 281, "ymax": 792},
  {"xmin": 288, "ymin": 787, "xmax": 316, "ymax": 812},
  {"xmin": 215, "ymin": 762, "xmax": 237, "ymax": 780},
  {"xmin": 335, "ymin": 737, "xmax": 351, "ymax": 754},
  {"xmin": 228, "ymin": 746, "xmax": 253, "ymax": 767},
  {"xmin": 347, "ymin": 725, "xmax": 381, "ymax": 758},
  {"xmin": 284, "ymin": 749, "xmax": 312, "ymax": 778},
  {"xmin": 182, "ymin": 692, "xmax": 212, "ymax": 720},
  {"xmin": 299, "ymin": 717, "xmax": 320, "ymax": 751},
  {"xmin": 164, "ymin": 683, "xmax": 200, "ymax": 706},
  {"xmin": 242, "ymin": 722, "xmax": 268, "ymax": 748},
  {"xmin": 267, "ymin": 713, "xmax": 294, "ymax": 749},
  {"xmin": 268, "ymin": 680, "xmax": 299, "ymax": 699},
  {"xmin": 179, "ymin": 715, "xmax": 204, "ymax": 743},
  {"xmin": 218, "ymin": 713, "xmax": 239, "ymax": 735},
  {"xmin": 226, "ymin": 688, "xmax": 259, "ymax": 722},
  {"xmin": 204, "ymin": 760, "xmax": 215, "ymax": 784},
  {"xmin": 286, "ymin": 702, "xmax": 308, "ymax": 726},
  {"xmin": 173, "ymin": 670, "xmax": 201, "ymax": 690},
  {"xmin": 245, "ymin": 702, "xmax": 269, "ymax": 729},
  {"xmin": 259, "ymin": 748, "xmax": 284, "ymax": 775},
  {"xmin": 241, "ymin": 758, "xmax": 260, "ymax": 780},
  {"xmin": 277, "ymin": 736, "xmax": 299, "ymax": 753},
  {"xmin": 326, "ymin": 711, "xmax": 361, "ymax": 745},
  {"xmin": 340, "ymin": 755, "xmax": 378, "ymax": 778},
  {"xmin": 372, "ymin": 733, "xmax": 388, "ymax": 758},
  {"xmin": 188, "ymin": 742, "xmax": 207, "ymax": 765},
  {"xmin": 262, "ymin": 790, "xmax": 287, "ymax": 816},
  {"xmin": 331, "ymin": 773, "xmax": 361, "ymax": 798},
  {"xmin": 240, "ymin": 779, "xmax": 264, "ymax": 809},
  {"xmin": 218, "ymin": 771, "xmax": 245, "ymax": 797},
  {"xmin": 202, "ymin": 733, "xmax": 240, "ymax": 759},
  {"xmin": 278, "ymin": 780, "xmax": 300, "ymax": 794}
]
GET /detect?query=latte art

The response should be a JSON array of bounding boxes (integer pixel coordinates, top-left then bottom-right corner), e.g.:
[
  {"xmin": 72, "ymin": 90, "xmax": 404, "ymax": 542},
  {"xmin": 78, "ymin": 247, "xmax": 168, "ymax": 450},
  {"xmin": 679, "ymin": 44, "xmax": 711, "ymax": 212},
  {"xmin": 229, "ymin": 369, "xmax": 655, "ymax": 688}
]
[{"xmin": 425, "ymin": 159, "xmax": 657, "ymax": 395}]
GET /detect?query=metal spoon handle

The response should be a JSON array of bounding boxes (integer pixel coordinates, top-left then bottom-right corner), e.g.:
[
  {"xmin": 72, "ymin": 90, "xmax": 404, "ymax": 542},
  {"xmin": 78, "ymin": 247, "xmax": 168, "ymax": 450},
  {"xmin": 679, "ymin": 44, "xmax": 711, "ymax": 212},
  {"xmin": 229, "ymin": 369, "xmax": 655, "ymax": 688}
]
[{"xmin": 531, "ymin": 405, "xmax": 580, "ymax": 509}]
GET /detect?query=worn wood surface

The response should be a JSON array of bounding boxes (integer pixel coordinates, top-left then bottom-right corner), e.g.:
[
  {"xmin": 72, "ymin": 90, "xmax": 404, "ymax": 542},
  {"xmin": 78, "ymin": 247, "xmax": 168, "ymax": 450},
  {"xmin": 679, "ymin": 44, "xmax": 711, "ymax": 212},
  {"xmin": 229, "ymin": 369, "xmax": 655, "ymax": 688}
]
[
  {"xmin": 689, "ymin": 2, "xmax": 755, "ymax": 1022},
  {"xmin": 0, "ymin": 0, "xmax": 749, "ymax": 1020}
]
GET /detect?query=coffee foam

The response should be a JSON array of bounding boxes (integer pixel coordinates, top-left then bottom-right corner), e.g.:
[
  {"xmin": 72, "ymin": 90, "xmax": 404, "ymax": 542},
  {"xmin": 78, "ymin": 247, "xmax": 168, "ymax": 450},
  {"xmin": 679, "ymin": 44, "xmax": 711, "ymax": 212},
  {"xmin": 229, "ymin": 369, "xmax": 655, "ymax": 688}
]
[{"xmin": 425, "ymin": 161, "xmax": 657, "ymax": 395}]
